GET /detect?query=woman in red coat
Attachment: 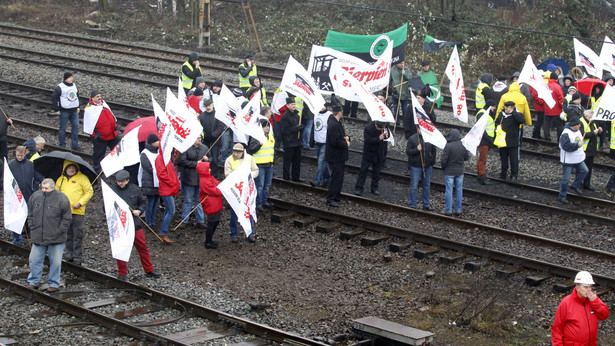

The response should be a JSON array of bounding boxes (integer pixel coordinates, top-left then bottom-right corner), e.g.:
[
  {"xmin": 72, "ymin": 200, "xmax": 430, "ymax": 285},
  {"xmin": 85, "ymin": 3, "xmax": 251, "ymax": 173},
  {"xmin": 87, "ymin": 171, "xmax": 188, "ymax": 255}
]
[
  {"xmin": 197, "ymin": 162, "xmax": 223, "ymax": 249},
  {"xmin": 155, "ymin": 151, "xmax": 180, "ymax": 243}
]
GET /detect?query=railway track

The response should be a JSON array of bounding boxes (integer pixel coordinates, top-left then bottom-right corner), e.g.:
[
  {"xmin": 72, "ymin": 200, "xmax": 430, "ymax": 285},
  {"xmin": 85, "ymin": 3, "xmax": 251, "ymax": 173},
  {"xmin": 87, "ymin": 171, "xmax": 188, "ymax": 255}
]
[
  {"xmin": 270, "ymin": 179, "xmax": 615, "ymax": 288},
  {"xmin": 0, "ymin": 240, "xmax": 326, "ymax": 345}
]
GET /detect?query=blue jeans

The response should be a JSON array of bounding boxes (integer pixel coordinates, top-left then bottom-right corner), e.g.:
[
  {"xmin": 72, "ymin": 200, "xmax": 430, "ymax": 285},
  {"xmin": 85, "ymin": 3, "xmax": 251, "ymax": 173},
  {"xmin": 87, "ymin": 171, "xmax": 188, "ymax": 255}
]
[
  {"xmin": 255, "ymin": 165, "xmax": 274, "ymax": 207},
  {"xmin": 314, "ymin": 143, "xmax": 330, "ymax": 185},
  {"xmin": 302, "ymin": 119, "xmax": 314, "ymax": 148},
  {"xmin": 159, "ymin": 195, "xmax": 175, "ymax": 236},
  {"xmin": 145, "ymin": 195, "xmax": 160, "ymax": 227},
  {"xmin": 409, "ymin": 166, "xmax": 432, "ymax": 208},
  {"xmin": 230, "ymin": 209, "xmax": 254, "ymax": 238},
  {"xmin": 59, "ymin": 109, "xmax": 79, "ymax": 149},
  {"xmin": 220, "ymin": 129, "xmax": 232, "ymax": 163},
  {"xmin": 444, "ymin": 175, "xmax": 464, "ymax": 213},
  {"xmin": 28, "ymin": 243, "xmax": 65, "ymax": 288},
  {"xmin": 559, "ymin": 162, "xmax": 588, "ymax": 200},
  {"xmin": 181, "ymin": 185, "xmax": 204, "ymax": 224}
]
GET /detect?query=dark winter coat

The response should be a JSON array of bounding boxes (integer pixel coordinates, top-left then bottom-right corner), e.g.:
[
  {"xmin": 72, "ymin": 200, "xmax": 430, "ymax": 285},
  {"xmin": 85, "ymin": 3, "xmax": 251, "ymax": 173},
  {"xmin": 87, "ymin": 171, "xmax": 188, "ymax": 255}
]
[
  {"xmin": 28, "ymin": 189, "xmax": 72, "ymax": 245},
  {"xmin": 404, "ymin": 101, "xmax": 436, "ymax": 139},
  {"xmin": 139, "ymin": 144, "xmax": 159, "ymax": 196},
  {"xmin": 0, "ymin": 118, "xmax": 10, "ymax": 141},
  {"xmin": 197, "ymin": 162, "xmax": 223, "ymax": 215},
  {"xmin": 111, "ymin": 182, "xmax": 146, "ymax": 230},
  {"xmin": 496, "ymin": 110, "xmax": 525, "ymax": 148},
  {"xmin": 406, "ymin": 133, "xmax": 437, "ymax": 168},
  {"xmin": 566, "ymin": 103, "xmax": 584, "ymax": 123},
  {"xmin": 178, "ymin": 143, "xmax": 209, "ymax": 186},
  {"xmin": 581, "ymin": 116, "xmax": 600, "ymax": 157},
  {"xmin": 278, "ymin": 108, "xmax": 303, "ymax": 148},
  {"xmin": 440, "ymin": 129, "xmax": 469, "ymax": 176},
  {"xmin": 199, "ymin": 110, "xmax": 224, "ymax": 145},
  {"xmin": 325, "ymin": 116, "xmax": 348, "ymax": 164},
  {"xmin": 362, "ymin": 121, "xmax": 387, "ymax": 163},
  {"xmin": 9, "ymin": 158, "xmax": 43, "ymax": 202}
]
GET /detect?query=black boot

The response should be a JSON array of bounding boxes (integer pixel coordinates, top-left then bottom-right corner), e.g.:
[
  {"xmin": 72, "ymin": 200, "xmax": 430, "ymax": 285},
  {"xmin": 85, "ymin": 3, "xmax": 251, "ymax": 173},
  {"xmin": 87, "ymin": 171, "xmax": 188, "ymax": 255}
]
[{"xmin": 204, "ymin": 221, "xmax": 218, "ymax": 249}]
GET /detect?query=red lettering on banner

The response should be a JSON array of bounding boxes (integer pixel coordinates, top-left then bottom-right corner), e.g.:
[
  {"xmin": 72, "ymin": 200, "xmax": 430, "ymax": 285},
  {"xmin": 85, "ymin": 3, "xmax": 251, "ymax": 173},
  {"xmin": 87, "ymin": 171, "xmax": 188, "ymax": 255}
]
[
  {"xmin": 170, "ymin": 116, "xmax": 191, "ymax": 139},
  {"xmin": 235, "ymin": 181, "xmax": 244, "ymax": 195},
  {"xmin": 459, "ymin": 88, "xmax": 466, "ymax": 101},
  {"xmin": 119, "ymin": 210, "xmax": 127, "ymax": 229},
  {"xmin": 293, "ymin": 80, "xmax": 314, "ymax": 96},
  {"xmin": 109, "ymin": 145, "xmax": 118, "ymax": 157},
  {"xmin": 417, "ymin": 114, "xmax": 436, "ymax": 132},
  {"xmin": 15, "ymin": 187, "xmax": 23, "ymax": 203}
]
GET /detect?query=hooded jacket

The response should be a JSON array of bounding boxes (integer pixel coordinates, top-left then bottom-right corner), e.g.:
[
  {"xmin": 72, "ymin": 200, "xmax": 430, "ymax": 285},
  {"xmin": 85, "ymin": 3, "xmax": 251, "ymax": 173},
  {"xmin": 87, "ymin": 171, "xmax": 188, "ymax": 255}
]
[
  {"xmin": 23, "ymin": 139, "xmax": 39, "ymax": 160},
  {"xmin": 181, "ymin": 53, "xmax": 203, "ymax": 89},
  {"xmin": 8, "ymin": 157, "xmax": 43, "ymax": 202},
  {"xmin": 495, "ymin": 82, "xmax": 532, "ymax": 126},
  {"xmin": 551, "ymin": 287, "xmax": 609, "ymax": 346},
  {"xmin": 55, "ymin": 160, "xmax": 93, "ymax": 215},
  {"xmin": 197, "ymin": 162, "xmax": 223, "ymax": 215},
  {"xmin": 155, "ymin": 152, "xmax": 180, "ymax": 197},
  {"xmin": 440, "ymin": 129, "xmax": 469, "ymax": 176},
  {"xmin": 110, "ymin": 180, "xmax": 146, "ymax": 230},
  {"xmin": 28, "ymin": 188, "xmax": 72, "ymax": 245},
  {"xmin": 248, "ymin": 75, "xmax": 269, "ymax": 107},
  {"xmin": 544, "ymin": 79, "xmax": 565, "ymax": 116}
]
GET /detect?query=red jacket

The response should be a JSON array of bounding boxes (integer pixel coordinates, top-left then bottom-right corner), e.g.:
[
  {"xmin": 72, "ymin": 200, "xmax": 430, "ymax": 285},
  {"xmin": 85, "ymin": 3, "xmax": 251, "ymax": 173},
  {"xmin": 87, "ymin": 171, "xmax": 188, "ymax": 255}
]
[
  {"xmin": 188, "ymin": 95, "xmax": 202, "ymax": 114},
  {"xmin": 545, "ymin": 79, "xmax": 565, "ymax": 116},
  {"xmin": 90, "ymin": 98, "xmax": 118, "ymax": 141},
  {"xmin": 155, "ymin": 153, "xmax": 179, "ymax": 197},
  {"xmin": 197, "ymin": 162, "xmax": 223, "ymax": 215},
  {"xmin": 551, "ymin": 287, "xmax": 610, "ymax": 346},
  {"xmin": 529, "ymin": 86, "xmax": 546, "ymax": 112}
]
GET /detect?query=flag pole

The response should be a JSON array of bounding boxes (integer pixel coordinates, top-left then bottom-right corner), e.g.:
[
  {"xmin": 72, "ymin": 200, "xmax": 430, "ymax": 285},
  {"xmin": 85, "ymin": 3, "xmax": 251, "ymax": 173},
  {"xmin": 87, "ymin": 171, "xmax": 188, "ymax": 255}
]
[
  {"xmin": 0, "ymin": 105, "xmax": 15, "ymax": 129},
  {"xmin": 205, "ymin": 127, "xmax": 229, "ymax": 157},
  {"xmin": 129, "ymin": 206, "xmax": 164, "ymax": 243},
  {"xmin": 416, "ymin": 125, "xmax": 426, "ymax": 177},
  {"xmin": 393, "ymin": 69, "xmax": 405, "ymax": 134},
  {"xmin": 430, "ymin": 72, "xmax": 447, "ymax": 114},
  {"xmin": 88, "ymin": 171, "xmax": 104, "ymax": 189},
  {"xmin": 172, "ymin": 196, "xmax": 208, "ymax": 231}
]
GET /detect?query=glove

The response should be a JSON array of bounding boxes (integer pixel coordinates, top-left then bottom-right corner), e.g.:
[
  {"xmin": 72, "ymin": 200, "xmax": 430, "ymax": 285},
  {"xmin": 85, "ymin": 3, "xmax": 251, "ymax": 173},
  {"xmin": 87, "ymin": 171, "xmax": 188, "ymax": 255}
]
[
  {"xmin": 297, "ymin": 124, "xmax": 305, "ymax": 131},
  {"xmin": 559, "ymin": 112, "xmax": 566, "ymax": 121}
]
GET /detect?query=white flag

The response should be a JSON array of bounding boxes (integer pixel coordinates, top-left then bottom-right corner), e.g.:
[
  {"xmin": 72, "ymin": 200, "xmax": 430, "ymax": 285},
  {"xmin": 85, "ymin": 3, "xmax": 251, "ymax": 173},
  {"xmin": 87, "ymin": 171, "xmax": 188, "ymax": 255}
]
[
  {"xmin": 217, "ymin": 158, "xmax": 257, "ymax": 237},
  {"xmin": 83, "ymin": 103, "xmax": 103, "ymax": 135},
  {"xmin": 236, "ymin": 91, "xmax": 267, "ymax": 144},
  {"xmin": 152, "ymin": 94, "xmax": 174, "ymax": 165},
  {"xmin": 600, "ymin": 36, "xmax": 615, "ymax": 76},
  {"xmin": 411, "ymin": 89, "xmax": 447, "ymax": 149},
  {"xmin": 177, "ymin": 78, "xmax": 198, "ymax": 116},
  {"xmin": 307, "ymin": 44, "xmax": 368, "ymax": 94},
  {"xmin": 318, "ymin": 44, "xmax": 392, "ymax": 101},
  {"xmin": 333, "ymin": 62, "xmax": 396, "ymax": 123},
  {"xmin": 213, "ymin": 84, "xmax": 241, "ymax": 129},
  {"xmin": 593, "ymin": 85, "xmax": 615, "ymax": 121},
  {"xmin": 271, "ymin": 88, "xmax": 289, "ymax": 115},
  {"xmin": 444, "ymin": 46, "xmax": 468, "ymax": 123},
  {"xmin": 574, "ymin": 38, "xmax": 603, "ymax": 78},
  {"xmin": 3, "ymin": 158, "xmax": 27, "ymax": 234},
  {"xmin": 461, "ymin": 111, "xmax": 490, "ymax": 156},
  {"xmin": 280, "ymin": 55, "xmax": 326, "ymax": 115},
  {"xmin": 518, "ymin": 55, "xmax": 556, "ymax": 108},
  {"xmin": 101, "ymin": 181, "xmax": 135, "ymax": 262},
  {"xmin": 100, "ymin": 125, "xmax": 142, "ymax": 177},
  {"xmin": 165, "ymin": 88, "xmax": 204, "ymax": 154},
  {"xmin": 384, "ymin": 128, "xmax": 395, "ymax": 147}
]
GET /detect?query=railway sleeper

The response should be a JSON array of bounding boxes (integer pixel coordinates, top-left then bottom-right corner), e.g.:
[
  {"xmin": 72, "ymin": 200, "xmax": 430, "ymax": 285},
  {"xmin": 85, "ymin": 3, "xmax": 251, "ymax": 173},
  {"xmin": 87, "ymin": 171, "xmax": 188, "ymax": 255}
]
[
  {"xmin": 360, "ymin": 235, "xmax": 390, "ymax": 246},
  {"xmin": 495, "ymin": 266, "xmax": 523, "ymax": 279},
  {"xmin": 339, "ymin": 229, "xmax": 366, "ymax": 240},
  {"xmin": 413, "ymin": 247, "xmax": 440, "ymax": 260},
  {"xmin": 293, "ymin": 216, "xmax": 317, "ymax": 228},
  {"xmin": 525, "ymin": 275, "xmax": 551, "ymax": 287},
  {"xmin": 270, "ymin": 211, "xmax": 294, "ymax": 223},
  {"xmin": 437, "ymin": 253, "xmax": 466, "ymax": 264},
  {"xmin": 315, "ymin": 222, "xmax": 341, "ymax": 234}
]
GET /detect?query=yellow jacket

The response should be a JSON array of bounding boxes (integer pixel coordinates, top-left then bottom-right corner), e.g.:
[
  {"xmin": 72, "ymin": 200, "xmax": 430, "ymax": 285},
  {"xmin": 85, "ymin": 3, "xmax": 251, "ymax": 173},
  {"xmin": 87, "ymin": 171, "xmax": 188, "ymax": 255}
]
[
  {"xmin": 55, "ymin": 160, "xmax": 93, "ymax": 215},
  {"xmin": 224, "ymin": 153, "xmax": 259, "ymax": 178},
  {"xmin": 495, "ymin": 82, "xmax": 532, "ymax": 126}
]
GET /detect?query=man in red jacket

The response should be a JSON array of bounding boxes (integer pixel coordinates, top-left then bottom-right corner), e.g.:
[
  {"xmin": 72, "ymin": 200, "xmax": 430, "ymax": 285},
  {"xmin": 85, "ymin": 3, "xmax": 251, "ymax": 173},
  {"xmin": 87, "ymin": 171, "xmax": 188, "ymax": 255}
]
[
  {"xmin": 543, "ymin": 74, "xmax": 565, "ymax": 141},
  {"xmin": 552, "ymin": 271, "xmax": 609, "ymax": 345},
  {"xmin": 87, "ymin": 91, "xmax": 120, "ymax": 173}
]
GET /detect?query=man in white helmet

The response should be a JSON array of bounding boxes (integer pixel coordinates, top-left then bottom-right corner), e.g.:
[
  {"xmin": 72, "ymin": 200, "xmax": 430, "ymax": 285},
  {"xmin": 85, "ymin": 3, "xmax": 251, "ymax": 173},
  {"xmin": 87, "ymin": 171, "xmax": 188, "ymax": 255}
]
[{"xmin": 551, "ymin": 271, "xmax": 609, "ymax": 345}]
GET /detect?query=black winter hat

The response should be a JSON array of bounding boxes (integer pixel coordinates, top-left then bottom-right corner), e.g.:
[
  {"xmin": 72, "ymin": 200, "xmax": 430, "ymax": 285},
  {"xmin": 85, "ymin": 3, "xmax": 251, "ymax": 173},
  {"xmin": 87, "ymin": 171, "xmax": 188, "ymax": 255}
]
[
  {"xmin": 504, "ymin": 101, "xmax": 515, "ymax": 107},
  {"xmin": 63, "ymin": 72, "xmax": 73, "ymax": 81},
  {"xmin": 571, "ymin": 92, "xmax": 582, "ymax": 101},
  {"xmin": 90, "ymin": 90, "xmax": 101, "ymax": 98},
  {"xmin": 484, "ymin": 99, "xmax": 496, "ymax": 110},
  {"xmin": 188, "ymin": 52, "xmax": 199, "ymax": 63},
  {"xmin": 568, "ymin": 118, "xmax": 581, "ymax": 127},
  {"xmin": 550, "ymin": 73, "xmax": 559, "ymax": 80},
  {"xmin": 193, "ymin": 88, "xmax": 204, "ymax": 97},
  {"xmin": 147, "ymin": 133, "xmax": 160, "ymax": 144},
  {"xmin": 421, "ymin": 60, "xmax": 430, "ymax": 66},
  {"xmin": 245, "ymin": 54, "xmax": 255, "ymax": 60},
  {"xmin": 497, "ymin": 75, "xmax": 507, "ymax": 81},
  {"xmin": 286, "ymin": 97, "xmax": 296, "ymax": 105},
  {"xmin": 212, "ymin": 79, "xmax": 223, "ymax": 88}
]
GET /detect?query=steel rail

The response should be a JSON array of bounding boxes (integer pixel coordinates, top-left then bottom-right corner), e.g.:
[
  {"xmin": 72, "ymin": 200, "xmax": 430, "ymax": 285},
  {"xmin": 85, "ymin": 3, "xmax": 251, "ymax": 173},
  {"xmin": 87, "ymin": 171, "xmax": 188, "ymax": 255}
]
[
  {"xmin": 269, "ymin": 181, "xmax": 615, "ymax": 289},
  {"xmin": 0, "ymin": 240, "xmax": 327, "ymax": 346}
]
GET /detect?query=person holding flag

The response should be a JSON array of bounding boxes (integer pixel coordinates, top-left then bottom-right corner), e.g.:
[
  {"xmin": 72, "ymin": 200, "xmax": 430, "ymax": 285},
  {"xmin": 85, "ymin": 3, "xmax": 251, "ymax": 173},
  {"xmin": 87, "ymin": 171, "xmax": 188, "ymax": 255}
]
[
  {"xmin": 389, "ymin": 61, "xmax": 413, "ymax": 126},
  {"xmin": 85, "ymin": 91, "xmax": 120, "ymax": 174},
  {"xmin": 475, "ymin": 100, "xmax": 496, "ymax": 185},
  {"xmin": 354, "ymin": 120, "xmax": 388, "ymax": 196},
  {"xmin": 139, "ymin": 134, "xmax": 160, "ymax": 228},
  {"xmin": 27, "ymin": 178, "xmax": 72, "ymax": 292},
  {"xmin": 278, "ymin": 97, "xmax": 305, "ymax": 182},
  {"xmin": 406, "ymin": 127, "xmax": 436, "ymax": 210},
  {"xmin": 224, "ymin": 143, "xmax": 259, "ymax": 243},
  {"xmin": 177, "ymin": 136, "xmax": 209, "ymax": 228},
  {"xmin": 325, "ymin": 102, "xmax": 349, "ymax": 207},
  {"xmin": 197, "ymin": 162, "xmax": 223, "ymax": 249},
  {"xmin": 55, "ymin": 160, "xmax": 93, "ymax": 266},
  {"xmin": 110, "ymin": 170, "xmax": 161, "ymax": 280},
  {"xmin": 441, "ymin": 129, "xmax": 469, "ymax": 216}
]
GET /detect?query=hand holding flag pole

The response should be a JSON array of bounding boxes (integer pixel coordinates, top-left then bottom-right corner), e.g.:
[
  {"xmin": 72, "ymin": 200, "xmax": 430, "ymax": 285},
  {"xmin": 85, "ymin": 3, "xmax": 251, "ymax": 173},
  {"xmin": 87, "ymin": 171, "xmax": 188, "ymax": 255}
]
[{"xmin": 172, "ymin": 196, "xmax": 208, "ymax": 231}]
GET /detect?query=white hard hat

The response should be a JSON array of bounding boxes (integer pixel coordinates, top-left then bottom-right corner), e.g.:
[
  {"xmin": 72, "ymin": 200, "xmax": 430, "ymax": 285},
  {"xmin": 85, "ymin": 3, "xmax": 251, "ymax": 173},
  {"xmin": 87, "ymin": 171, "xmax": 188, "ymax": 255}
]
[{"xmin": 574, "ymin": 271, "xmax": 595, "ymax": 285}]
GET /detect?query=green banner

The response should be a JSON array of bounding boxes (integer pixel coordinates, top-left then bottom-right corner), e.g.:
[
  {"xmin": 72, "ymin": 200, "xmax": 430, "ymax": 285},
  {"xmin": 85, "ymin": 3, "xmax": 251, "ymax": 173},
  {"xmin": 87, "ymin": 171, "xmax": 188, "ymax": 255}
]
[
  {"xmin": 421, "ymin": 71, "xmax": 444, "ymax": 108},
  {"xmin": 324, "ymin": 24, "xmax": 407, "ymax": 64}
]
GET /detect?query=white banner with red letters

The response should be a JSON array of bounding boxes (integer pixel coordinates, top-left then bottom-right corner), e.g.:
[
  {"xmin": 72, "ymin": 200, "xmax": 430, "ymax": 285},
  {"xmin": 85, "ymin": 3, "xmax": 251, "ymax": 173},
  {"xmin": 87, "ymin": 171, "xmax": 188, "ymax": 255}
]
[
  {"xmin": 518, "ymin": 55, "xmax": 556, "ymax": 108},
  {"xmin": 152, "ymin": 94, "xmax": 174, "ymax": 165},
  {"xmin": 164, "ymin": 88, "xmax": 203, "ymax": 154},
  {"xmin": 100, "ymin": 125, "xmax": 141, "ymax": 177},
  {"xmin": 332, "ymin": 62, "xmax": 396, "ymax": 123},
  {"xmin": 177, "ymin": 78, "xmax": 198, "ymax": 116},
  {"xmin": 236, "ymin": 90, "xmax": 267, "ymax": 144},
  {"xmin": 444, "ymin": 46, "xmax": 468, "ymax": 123},
  {"xmin": 411, "ymin": 90, "xmax": 447, "ymax": 149},
  {"xmin": 280, "ymin": 55, "xmax": 326, "ymax": 115},
  {"xmin": 217, "ymin": 158, "xmax": 257, "ymax": 237},
  {"xmin": 101, "ymin": 181, "xmax": 135, "ymax": 262},
  {"xmin": 312, "ymin": 43, "xmax": 392, "ymax": 101},
  {"xmin": 574, "ymin": 38, "xmax": 603, "ymax": 78},
  {"xmin": 3, "ymin": 158, "xmax": 27, "ymax": 234}
]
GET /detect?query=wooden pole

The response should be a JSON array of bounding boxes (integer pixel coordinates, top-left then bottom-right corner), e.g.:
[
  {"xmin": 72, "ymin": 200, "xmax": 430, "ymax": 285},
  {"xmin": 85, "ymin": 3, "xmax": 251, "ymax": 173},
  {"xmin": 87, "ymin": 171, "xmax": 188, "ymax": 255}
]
[
  {"xmin": 0, "ymin": 105, "xmax": 15, "ymax": 128},
  {"xmin": 173, "ymin": 196, "xmax": 208, "ymax": 230},
  {"xmin": 430, "ymin": 72, "xmax": 447, "ymax": 114}
]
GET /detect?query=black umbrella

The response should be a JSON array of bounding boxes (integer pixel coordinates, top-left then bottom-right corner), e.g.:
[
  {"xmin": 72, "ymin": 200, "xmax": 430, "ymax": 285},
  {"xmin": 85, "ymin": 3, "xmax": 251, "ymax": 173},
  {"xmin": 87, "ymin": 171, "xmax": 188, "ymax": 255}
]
[{"xmin": 34, "ymin": 151, "xmax": 97, "ymax": 183}]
